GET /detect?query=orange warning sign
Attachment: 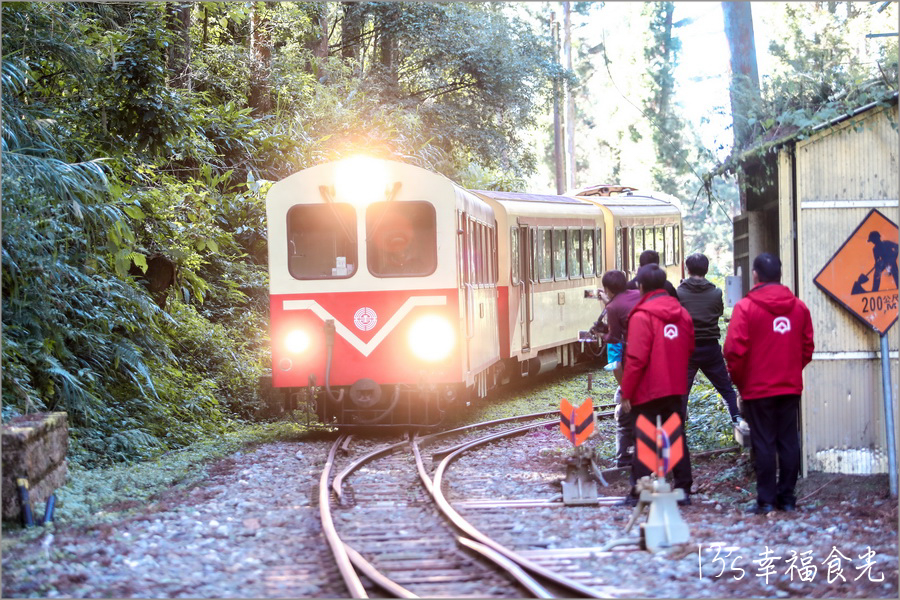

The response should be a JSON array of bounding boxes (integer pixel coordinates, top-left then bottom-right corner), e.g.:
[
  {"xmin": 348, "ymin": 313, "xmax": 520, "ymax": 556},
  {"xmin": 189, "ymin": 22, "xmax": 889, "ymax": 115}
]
[
  {"xmin": 813, "ymin": 209, "xmax": 898, "ymax": 335},
  {"xmin": 559, "ymin": 398, "xmax": 594, "ymax": 446},
  {"xmin": 635, "ymin": 413, "xmax": 684, "ymax": 477}
]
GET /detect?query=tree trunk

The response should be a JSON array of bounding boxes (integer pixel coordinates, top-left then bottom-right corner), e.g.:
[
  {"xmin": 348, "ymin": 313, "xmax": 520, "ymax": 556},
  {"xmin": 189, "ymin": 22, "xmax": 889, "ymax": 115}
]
[
  {"xmin": 249, "ymin": 2, "xmax": 273, "ymax": 114},
  {"xmin": 166, "ymin": 2, "xmax": 192, "ymax": 90},
  {"xmin": 563, "ymin": 2, "xmax": 575, "ymax": 191},
  {"xmin": 315, "ymin": 4, "xmax": 329, "ymax": 59},
  {"xmin": 376, "ymin": 8, "xmax": 398, "ymax": 86},
  {"xmin": 341, "ymin": 2, "xmax": 364, "ymax": 62},
  {"xmin": 722, "ymin": 1, "xmax": 761, "ymax": 151},
  {"xmin": 551, "ymin": 16, "xmax": 565, "ymax": 194},
  {"xmin": 201, "ymin": 5, "xmax": 208, "ymax": 46},
  {"xmin": 657, "ymin": 3, "xmax": 674, "ymax": 122}
]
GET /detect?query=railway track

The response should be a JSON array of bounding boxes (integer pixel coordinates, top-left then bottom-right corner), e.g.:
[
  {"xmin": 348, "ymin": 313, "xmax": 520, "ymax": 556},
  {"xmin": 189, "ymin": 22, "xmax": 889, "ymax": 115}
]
[{"xmin": 318, "ymin": 407, "xmax": 640, "ymax": 598}]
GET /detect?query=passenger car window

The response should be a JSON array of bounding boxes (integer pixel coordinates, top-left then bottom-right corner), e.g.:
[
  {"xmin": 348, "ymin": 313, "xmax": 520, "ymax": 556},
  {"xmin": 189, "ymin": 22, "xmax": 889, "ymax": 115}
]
[
  {"xmin": 287, "ymin": 203, "xmax": 357, "ymax": 279},
  {"xmin": 539, "ymin": 229, "xmax": 553, "ymax": 280},
  {"xmin": 367, "ymin": 201, "xmax": 437, "ymax": 277},
  {"xmin": 553, "ymin": 229, "xmax": 567, "ymax": 279},
  {"xmin": 568, "ymin": 230, "xmax": 582, "ymax": 278},
  {"xmin": 582, "ymin": 229, "xmax": 595, "ymax": 276}
]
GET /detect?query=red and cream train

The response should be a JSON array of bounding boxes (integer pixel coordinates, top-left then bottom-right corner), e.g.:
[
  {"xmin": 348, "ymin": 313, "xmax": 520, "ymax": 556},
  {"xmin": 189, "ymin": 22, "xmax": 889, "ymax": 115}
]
[{"xmin": 266, "ymin": 157, "xmax": 683, "ymax": 427}]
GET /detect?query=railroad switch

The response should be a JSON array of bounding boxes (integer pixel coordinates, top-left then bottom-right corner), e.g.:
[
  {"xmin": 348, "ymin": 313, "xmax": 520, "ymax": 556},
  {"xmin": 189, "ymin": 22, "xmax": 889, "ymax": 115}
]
[
  {"xmin": 561, "ymin": 445, "xmax": 603, "ymax": 505},
  {"xmin": 624, "ymin": 476, "xmax": 690, "ymax": 552}
]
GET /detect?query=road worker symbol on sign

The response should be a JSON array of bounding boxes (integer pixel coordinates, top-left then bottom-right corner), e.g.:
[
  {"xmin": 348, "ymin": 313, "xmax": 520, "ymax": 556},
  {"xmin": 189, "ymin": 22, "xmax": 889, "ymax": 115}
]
[{"xmin": 814, "ymin": 209, "xmax": 899, "ymax": 335}]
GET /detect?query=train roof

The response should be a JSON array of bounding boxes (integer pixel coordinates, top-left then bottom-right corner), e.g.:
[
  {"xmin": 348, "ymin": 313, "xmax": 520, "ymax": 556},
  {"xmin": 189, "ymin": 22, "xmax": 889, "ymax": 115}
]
[{"xmin": 471, "ymin": 189, "xmax": 588, "ymax": 206}]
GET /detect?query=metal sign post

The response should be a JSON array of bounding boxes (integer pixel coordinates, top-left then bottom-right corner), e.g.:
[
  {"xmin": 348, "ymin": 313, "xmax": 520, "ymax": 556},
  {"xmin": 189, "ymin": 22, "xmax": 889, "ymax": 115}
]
[{"xmin": 881, "ymin": 333, "xmax": 897, "ymax": 496}]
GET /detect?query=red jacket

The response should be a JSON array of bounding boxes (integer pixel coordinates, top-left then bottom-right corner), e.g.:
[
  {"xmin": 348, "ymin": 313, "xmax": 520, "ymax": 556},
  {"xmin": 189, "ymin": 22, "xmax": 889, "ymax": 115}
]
[
  {"xmin": 621, "ymin": 290, "xmax": 695, "ymax": 406},
  {"xmin": 723, "ymin": 282, "xmax": 814, "ymax": 400}
]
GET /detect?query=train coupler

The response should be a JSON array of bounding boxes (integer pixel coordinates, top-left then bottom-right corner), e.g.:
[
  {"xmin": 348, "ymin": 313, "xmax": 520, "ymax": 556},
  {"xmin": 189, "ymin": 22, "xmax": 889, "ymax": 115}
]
[{"xmin": 624, "ymin": 476, "xmax": 690, "ymax": 552}]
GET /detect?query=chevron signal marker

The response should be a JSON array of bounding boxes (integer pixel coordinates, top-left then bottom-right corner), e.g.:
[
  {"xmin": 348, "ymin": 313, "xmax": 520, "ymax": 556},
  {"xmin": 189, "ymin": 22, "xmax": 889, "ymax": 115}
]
[
  {"xmin": 635, "ymin": 412, "xmax": 685, "ymax": 476},
  {"xmin": 559, "ymin": 398, "xmax": 595, "ymax": 446}
]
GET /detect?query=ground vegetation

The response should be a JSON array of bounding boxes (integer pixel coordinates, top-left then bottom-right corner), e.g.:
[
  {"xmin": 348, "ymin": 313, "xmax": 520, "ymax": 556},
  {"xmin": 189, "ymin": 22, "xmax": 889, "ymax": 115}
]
[{"xmin": 1, "ymin": 2, "xmax": 555, "ymax": 466}]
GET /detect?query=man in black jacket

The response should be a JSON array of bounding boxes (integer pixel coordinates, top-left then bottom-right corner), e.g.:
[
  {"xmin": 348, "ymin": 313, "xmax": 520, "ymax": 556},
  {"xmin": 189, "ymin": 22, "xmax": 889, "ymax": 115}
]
[
  {"xmin": 626, "ymin": 250, "xmax": 678, "ymax": 298},
  {"xmin": 677, "ymin": 253, "xmax": 747, "ymax": 433}
]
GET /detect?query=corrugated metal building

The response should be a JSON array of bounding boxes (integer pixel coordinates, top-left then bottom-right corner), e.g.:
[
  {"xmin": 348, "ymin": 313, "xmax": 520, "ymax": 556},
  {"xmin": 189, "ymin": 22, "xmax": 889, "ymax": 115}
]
[{"xmin": 730, "ymin": 95, "xmax": 899, "ymax": 476}]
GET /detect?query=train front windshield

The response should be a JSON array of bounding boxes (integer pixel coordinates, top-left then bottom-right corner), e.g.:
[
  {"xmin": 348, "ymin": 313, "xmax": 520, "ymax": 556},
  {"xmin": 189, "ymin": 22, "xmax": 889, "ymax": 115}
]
[
  {"xmin": 366, "ymin": 201, "xmax": 437, "ymax": 277},
  {"xmin": 287, "ymin": 203, "xmax": 358, "ymax": 279},
  {"xmin": 286, "ymin": 201, "xmax": 437, "ymax": 280}
]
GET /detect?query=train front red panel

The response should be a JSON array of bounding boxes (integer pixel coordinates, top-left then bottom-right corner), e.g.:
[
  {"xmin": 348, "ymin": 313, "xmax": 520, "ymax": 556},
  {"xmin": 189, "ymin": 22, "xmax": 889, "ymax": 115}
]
[{"xmin": 270, "ymin": 289, "xmax": 462, "ymax": 388}]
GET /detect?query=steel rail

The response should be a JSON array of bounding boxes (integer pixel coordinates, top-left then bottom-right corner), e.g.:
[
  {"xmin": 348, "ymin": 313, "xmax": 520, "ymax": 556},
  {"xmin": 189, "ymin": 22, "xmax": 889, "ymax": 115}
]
[
  {"xmin": 342, "ymin": 544, "xmax": 418, "ymax": 598},
  {"xmin": 318, "ymin": 436, "xmax": 368, "ymax": 598},
  {"xmin": 409, "ymin": 437, "xmax": 553, "ymax": 598},
  {"xmin": 432, "ymin": 410, "xmax": 614, "ymax": 461},
  {"xmin": 332, "ymin": 434, "xmax": 410, "ymax": 501},
  {"xmin": 412, "ymin": 420, "xmax": 616, "ymax": 599},
  {"xmin": 331, "ymin": 408, "xmax": 591, "ymax": 500},
  {"xmin": 322, "ymin": 435, "xmax": 420, "ymax": 598},
  {"xmin": 456, "ymin": 536, "xmax": 555, "ymax": 599},
  {"xmin": 323, "ymin": 409, "xmax": 617, "ymax": 598}
]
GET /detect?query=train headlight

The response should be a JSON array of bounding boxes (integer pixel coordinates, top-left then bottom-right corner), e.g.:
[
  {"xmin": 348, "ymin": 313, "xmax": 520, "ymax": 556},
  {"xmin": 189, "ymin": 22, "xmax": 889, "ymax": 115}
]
[
  {"xmin": 284, "ymin": 329, "xmax": 311, "ymax": 354},
  {"xmin": 334, "ymin": 156, "xmax": 388, "ymax": 206},
  {"xmin": 408, "ymin": 315, "xmax": 455, "ymax": 362}
]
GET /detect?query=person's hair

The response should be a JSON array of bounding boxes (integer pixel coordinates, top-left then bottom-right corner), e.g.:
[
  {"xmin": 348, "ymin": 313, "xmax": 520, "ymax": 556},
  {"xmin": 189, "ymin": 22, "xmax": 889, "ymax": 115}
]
[
  {"xmin": 601, "ymin": 270, "xmax": 628, "ymax": 295},
  {"xmin": 636, "ymin": 263, "xmax": 667, "ymax": 292},
  {"xmin": 638, "ymin": 249, "xmax": 660, "ymax": 267},
  {"xmin": 685, "ymin": 253, "xmax": 709, "ymax": 277},
  {"xmin": 753, "ymin": 253, "xmax": 782, "ymax": 283}
]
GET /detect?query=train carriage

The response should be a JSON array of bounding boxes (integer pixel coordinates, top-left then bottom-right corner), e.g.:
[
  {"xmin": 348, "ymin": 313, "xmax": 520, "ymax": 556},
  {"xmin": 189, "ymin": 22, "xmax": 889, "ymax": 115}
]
[
  {"xmin": 266, "ymin": 157, "xmax": 685, "ymax": 428},
  {"xmin": 470, "ymin": 190, "xmax": 607, "ymax": 377},
  {"xmin": 267, "ymin": 157, "xmax": 500, "ymax": 427},
  {"xmin": 574, "ymin": 185, "xmax": 684, "ymax": 284}
]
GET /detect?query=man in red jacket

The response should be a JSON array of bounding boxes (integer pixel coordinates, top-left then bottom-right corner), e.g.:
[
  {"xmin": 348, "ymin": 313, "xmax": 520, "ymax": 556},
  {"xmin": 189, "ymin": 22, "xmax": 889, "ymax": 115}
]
[
  {"xmin": 621, "ymin": 264, "xmax": 696, "ymax": 504},
  {"xmin": 724, "ymin": 253, "xmax": 814, "ymax": 515}
]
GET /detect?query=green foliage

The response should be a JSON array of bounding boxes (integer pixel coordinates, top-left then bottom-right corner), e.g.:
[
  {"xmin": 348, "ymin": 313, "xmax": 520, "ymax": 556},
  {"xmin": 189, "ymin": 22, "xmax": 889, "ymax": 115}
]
[
  {"xmin": 1, "ymin": 3, "xmax": 269, "ymax": 466},
  {"xmin": 738, "ymin": 2, "xmax": 898, "ymax": 144},
  {"xmin": 641, "ymin": 2, "xmax": 692, "ymax": 195},
  {"xmin": 2, "ymin": 1, "xmax": 560, "ymax": 468}
]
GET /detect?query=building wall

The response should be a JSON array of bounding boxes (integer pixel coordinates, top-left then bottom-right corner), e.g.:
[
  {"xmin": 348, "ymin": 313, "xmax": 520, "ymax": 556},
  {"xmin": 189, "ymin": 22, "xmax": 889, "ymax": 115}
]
[
  {"xmin": 777, "ymin": 150, "xmax": 796, "ymax": 291},
  {"xmin": 794, "ymin": 103, "xmax": 899, "ymax": 475}
]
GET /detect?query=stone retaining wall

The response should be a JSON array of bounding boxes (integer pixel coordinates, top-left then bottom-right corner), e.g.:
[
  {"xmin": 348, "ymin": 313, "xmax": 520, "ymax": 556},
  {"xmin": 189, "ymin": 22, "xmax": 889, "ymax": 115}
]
[{"xmin": 2, "ymin": 412, "xmax": 68, "ymax": 521}]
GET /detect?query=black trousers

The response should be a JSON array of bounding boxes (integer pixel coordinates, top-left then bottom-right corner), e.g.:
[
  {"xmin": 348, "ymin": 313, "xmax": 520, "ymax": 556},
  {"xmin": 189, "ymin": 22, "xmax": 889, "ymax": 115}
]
[
  {"xmin": 742, "ymin": 394, "xmax": 801, "ymax": 507},
  {"xmin": 630, "ymin": 394, "xmax": 693, "ymax": 494},
  {"xmin": 683, "ymin": 342, "xmax": 740, "ymax": 422}
]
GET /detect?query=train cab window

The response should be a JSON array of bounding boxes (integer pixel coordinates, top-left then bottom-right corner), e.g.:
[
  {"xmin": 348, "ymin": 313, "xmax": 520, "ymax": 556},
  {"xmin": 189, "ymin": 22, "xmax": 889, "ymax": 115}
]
[
  {"xmin": 287, "ymin": 203, "xmax": 357, "ymax": 279},
  {"xmin": 539, "ymin": 229, "xmax": 552, "ymax": 281},
  {"xmin": 553, "ymin": 229, "xmax": 567, "ymax": 279},
  {"xmin": 367, "ymin": 201, "xmax": 436, "ymax": 277},
  {"xmin": 645, "ymin": 227, "xmax": 655, "ymax": 251},
  {"xmin": 489, "ymin": 226, "xmax": 496, "ymax": 283},
  {"xmin": 582, "ymin": 229, "xmax": 595, "ymax": 276},
  {"xmin": 469, "ymin": 223, "xmax": 479, "ymax": 284},
  {"xmin": 475, "ymin": 222, "xmax": 486, "ymax": 284},
  {"xmin": 568, "ymin": 230, "xmax": 582, "ymax": 278},
  {"xmin": 510, "ymin": 227, "xmax": 520, "ymax": 285},
  {"xmin": 495, "ymin": 228, "xmax": 500, "ymax": 283}
]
